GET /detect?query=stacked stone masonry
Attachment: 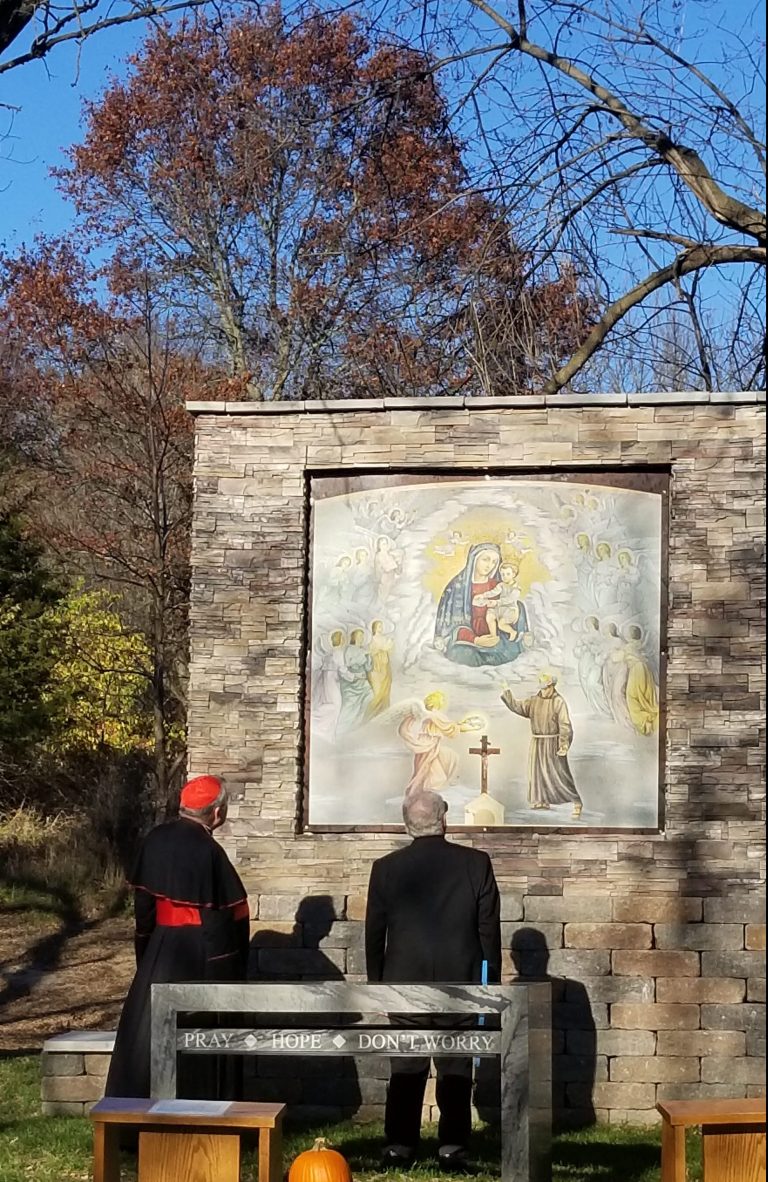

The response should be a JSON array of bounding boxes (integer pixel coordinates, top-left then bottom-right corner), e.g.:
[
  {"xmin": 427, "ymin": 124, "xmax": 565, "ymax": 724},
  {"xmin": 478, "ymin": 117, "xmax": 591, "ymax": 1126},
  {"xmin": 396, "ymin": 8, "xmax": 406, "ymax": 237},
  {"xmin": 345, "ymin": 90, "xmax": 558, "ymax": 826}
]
[
  {"xmin": 183, "ymin": 393, "xmax": 765, "ymax": 1127},
  {"xmin": 41, "ymin": 1034, "xmax": 115, "ymax": 1117}
]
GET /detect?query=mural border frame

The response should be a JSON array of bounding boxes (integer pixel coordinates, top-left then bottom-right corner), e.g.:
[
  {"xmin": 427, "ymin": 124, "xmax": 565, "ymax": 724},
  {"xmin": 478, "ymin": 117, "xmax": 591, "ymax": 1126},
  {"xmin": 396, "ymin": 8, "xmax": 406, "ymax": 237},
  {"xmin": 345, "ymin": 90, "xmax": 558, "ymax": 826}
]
[{"xmin": 299, "ymin": 465, "xmax": 670, "ymax": 838}]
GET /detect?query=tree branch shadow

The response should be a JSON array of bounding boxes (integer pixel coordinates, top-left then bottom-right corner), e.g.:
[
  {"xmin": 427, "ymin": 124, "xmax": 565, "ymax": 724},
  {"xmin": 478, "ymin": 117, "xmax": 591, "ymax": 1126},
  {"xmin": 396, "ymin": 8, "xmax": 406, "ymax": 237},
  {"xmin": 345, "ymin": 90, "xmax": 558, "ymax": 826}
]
[{"xmin": 0, "ymin": 868, "xmax": 126, "ymax": 1014}]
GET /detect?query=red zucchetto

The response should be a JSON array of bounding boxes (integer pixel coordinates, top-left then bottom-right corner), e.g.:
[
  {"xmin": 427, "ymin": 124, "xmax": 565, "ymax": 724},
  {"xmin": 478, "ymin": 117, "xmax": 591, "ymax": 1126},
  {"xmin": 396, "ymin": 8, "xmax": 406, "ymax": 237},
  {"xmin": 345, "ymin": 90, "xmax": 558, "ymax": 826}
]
[{"xmin": 180, "ymin": 775, "xmax": 223, "ymax": 809}]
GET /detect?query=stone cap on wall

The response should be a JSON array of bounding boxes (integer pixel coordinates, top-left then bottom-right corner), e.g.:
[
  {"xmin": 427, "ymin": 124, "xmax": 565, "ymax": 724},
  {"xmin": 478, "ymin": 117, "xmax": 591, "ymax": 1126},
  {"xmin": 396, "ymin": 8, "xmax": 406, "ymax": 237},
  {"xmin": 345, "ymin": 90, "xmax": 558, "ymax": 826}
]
[
  {"xmin": 187, "ymin": 390, "xmax": 765, "ymax": 415},
  {"xmin": 43, "ymin": 1031, "xmax": 116, "ymax": 1053}
]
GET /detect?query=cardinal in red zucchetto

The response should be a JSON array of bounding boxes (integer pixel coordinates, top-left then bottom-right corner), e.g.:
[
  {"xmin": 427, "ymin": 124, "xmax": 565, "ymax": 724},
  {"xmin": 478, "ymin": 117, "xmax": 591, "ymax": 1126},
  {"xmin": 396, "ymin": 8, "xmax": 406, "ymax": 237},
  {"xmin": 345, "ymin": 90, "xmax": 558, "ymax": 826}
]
[{"xmin": 105, "ymin": 775, "xmax": 249, "ymax": 1100}]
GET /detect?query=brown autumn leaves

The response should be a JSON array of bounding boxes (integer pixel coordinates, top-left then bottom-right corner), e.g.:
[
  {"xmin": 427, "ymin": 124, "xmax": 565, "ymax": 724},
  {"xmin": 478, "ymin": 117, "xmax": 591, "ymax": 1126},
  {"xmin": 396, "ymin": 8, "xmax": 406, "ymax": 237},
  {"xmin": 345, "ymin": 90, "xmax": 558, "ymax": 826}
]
[{"xmin": 0, "ymin": 8, "xmax": 591, "ymax": 802}]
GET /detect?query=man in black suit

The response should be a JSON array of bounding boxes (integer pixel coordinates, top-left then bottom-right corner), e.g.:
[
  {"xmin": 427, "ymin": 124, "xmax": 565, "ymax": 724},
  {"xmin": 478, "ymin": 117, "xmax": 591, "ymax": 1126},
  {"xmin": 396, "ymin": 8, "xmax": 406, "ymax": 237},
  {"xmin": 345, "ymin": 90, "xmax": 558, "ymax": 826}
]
[{"xmin": 365, "ymin": 791, "xmax": 501, "ymax": 1170}]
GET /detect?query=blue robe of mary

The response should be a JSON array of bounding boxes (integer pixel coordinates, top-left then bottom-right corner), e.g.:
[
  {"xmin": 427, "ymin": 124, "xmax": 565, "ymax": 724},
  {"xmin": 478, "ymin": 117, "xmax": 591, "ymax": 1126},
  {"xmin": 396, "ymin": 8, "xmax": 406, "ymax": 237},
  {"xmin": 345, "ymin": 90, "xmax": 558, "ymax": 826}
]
[{"xmin": 434, "ymin": 542, "xmax": 529, "ymax": 667}]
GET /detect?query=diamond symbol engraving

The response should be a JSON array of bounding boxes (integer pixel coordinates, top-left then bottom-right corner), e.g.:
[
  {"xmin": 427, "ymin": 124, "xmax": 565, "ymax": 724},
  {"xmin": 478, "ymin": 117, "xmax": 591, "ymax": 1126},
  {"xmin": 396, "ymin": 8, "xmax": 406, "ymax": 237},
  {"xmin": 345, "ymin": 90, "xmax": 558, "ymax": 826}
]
[
  {"xmin": 245, "ymin": 1034, "xmax": 257, "ymax": 1049},
  {"xmin": 332, "ymin": 1034, "xmax": 346, "ymax": 1049}
]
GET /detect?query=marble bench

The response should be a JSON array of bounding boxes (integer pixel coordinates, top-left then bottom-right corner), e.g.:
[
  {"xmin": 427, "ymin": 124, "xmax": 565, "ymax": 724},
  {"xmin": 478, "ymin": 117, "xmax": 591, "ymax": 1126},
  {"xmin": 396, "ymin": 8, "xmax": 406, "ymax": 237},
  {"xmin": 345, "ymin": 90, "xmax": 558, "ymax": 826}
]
[{"xmin": 40, "ymin": 1016, "xmax": 521, "ymax": 1138}]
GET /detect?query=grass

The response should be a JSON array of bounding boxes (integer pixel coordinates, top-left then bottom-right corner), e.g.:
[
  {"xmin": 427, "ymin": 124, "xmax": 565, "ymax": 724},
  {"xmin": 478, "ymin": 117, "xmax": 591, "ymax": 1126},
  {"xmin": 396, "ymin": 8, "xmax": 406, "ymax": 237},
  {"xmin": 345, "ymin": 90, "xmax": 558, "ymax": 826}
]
[
  {"xmin": 0, "ymin": 805, "xmax": 128, "ymax": 920},
  {"xmin": 0, "ymin": 807, "xmax": 77, "ymax": 918},
  {"xmin": 0, "ymin": 879, "xmax": 70, "ymax": 918},
  {"xmin": 0, "ymin": 1056, "xmax": 703, "ymax": 1182}
]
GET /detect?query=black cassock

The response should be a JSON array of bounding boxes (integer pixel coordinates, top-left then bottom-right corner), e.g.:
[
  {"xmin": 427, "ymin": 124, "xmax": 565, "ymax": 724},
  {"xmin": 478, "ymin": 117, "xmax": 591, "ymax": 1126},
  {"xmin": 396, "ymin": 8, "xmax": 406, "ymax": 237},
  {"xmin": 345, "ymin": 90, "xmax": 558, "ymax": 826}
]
[
  {"xmin": 105, "ymin": 817, "xmax": 249, "ymax": 1100},
  {"xmin": 365, "ymin": 835, "xmax": 501, "ymax": 1152}
]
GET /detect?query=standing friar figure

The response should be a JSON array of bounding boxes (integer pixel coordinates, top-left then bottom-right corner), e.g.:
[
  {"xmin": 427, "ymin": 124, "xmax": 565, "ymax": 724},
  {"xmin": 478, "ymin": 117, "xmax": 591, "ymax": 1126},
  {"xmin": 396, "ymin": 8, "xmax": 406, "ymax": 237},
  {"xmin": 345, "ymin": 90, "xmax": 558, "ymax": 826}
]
[{"xmin": 500, "ymin": 672, "xmax": 583, "ymax": 818}]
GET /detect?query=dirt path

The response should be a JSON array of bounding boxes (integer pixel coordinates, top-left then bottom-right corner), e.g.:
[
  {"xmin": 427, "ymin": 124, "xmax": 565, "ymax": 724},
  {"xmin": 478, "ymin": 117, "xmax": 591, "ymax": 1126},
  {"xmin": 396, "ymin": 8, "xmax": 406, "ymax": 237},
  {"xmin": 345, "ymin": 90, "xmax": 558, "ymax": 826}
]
[{"xmin": 0, "ymin": 910, "xmax": 134, "ymax": 1052}]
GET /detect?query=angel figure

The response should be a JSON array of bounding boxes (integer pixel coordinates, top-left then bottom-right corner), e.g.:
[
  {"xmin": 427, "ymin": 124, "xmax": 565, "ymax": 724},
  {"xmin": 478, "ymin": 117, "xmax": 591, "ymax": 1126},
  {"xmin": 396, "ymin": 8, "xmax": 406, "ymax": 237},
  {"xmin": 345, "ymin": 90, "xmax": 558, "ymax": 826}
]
[
  {"xmin": 574, "ymin": 615, "xmax": 611, "ymax": 717},
  {"xmin": 623, "ymin": 624, "xmax": 660, "ymax": 736},
  {"xmin": 365, "ymin": 619, "xmax": 394, "ymax": 719},
  {"xmin": 374, "ymin": 535, "xmax": 402, "ymax": 603},
  {"xmin": 379, "ymin": 506, "xmax": 414, "ymax": 537},
  {"xmin": 312, "ymin": 630, "xmax": 348, "ymax": 742},
  {"xmin": 389, "ymin": 691, "xmax": 483, "ymax": 796},
  {"xmin": 614, "ymin": 548, "xmax": 642, "ymax": 614},
  {"xmin": 434, "ymin": 529, "xmax": 469, "ymax": 557}
]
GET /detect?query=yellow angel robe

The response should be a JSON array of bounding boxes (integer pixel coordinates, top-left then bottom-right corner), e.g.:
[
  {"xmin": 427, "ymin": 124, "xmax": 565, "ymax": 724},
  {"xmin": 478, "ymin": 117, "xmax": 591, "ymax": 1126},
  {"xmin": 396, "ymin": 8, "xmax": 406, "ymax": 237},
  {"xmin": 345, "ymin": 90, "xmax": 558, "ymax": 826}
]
[
  {"xmin": 624, "ymin": 646, "xmax": 659, "ymax": 736},
  {"xmin": 366, "ymin": 633, "xmax": 393, "ymax": 719}
]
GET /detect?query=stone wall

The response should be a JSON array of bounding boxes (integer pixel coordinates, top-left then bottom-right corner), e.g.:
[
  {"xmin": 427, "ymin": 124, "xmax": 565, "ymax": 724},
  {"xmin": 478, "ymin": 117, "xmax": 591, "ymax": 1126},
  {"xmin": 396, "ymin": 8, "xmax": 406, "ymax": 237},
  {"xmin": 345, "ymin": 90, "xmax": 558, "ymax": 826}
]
[
  {"xmin": 41, "ymin": 1032, "xmax": 115, "ymax": 1116},
  {"xmin": 187, "ymin": 391, "xmax": 766, "ymax": 1125}
]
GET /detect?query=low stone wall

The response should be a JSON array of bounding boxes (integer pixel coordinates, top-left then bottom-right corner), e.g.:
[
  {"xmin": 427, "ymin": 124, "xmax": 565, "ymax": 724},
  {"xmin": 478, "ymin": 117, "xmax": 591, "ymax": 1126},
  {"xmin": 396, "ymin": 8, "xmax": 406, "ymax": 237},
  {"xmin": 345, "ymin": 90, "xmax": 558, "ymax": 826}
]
[{"xmin": 41, "ymin": 1032, "xmax": 115, "ymax": 1116}]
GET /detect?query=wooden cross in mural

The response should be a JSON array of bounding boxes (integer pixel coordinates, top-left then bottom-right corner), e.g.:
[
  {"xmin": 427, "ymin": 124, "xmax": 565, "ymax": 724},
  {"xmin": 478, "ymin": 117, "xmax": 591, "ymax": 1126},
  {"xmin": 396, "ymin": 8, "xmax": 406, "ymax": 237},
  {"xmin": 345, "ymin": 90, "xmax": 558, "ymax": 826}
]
[{"xmin": 468, "ymin": 735, "xmax": 500, "ymax": 796}]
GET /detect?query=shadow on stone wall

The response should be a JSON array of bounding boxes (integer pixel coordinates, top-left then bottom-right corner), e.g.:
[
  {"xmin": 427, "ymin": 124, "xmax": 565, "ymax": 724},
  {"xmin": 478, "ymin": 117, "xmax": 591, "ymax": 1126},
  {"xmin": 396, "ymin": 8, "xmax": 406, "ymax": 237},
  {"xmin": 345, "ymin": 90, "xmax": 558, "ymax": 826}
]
[
  {"xmin": 244, "ymin": 895, "xmax": 363, "ymax": 1120},
  {"xmin": 474, "ymin": 927, "xmax": 597, "ymax": 1132}
]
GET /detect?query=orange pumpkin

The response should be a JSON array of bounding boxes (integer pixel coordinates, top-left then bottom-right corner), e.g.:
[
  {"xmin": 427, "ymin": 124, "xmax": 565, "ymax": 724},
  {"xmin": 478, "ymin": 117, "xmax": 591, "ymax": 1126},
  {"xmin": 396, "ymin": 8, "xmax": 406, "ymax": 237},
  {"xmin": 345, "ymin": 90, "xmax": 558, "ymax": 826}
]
[{"xmin": 288, "ymin": 1137, "xmax": 352, "ymax": 1182}]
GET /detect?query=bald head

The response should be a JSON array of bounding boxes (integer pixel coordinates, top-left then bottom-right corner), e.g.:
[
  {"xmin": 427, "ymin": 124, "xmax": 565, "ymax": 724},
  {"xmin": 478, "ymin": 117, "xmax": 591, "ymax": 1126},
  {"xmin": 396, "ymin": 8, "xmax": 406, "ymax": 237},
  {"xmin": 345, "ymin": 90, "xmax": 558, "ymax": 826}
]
[{"xmin": 403, "ymin": 791, "xmax": 448, "ymax": 838}]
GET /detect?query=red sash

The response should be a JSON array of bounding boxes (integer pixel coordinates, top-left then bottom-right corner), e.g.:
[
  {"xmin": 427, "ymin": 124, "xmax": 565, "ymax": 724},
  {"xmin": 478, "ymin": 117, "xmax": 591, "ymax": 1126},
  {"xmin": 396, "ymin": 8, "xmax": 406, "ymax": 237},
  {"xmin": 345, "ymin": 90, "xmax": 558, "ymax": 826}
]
[{"xmin": 156, "ymin": 898, "xmax": 202, "ymax": 926}]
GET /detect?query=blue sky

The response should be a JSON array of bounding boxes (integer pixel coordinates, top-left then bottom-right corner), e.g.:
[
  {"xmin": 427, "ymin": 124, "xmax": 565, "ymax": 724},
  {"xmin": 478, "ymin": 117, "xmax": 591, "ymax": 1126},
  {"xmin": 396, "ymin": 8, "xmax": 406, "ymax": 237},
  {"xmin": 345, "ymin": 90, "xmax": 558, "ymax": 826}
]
[
  {"xmin": 0, "ymin": 23, "xmax": 144, "ymax": 250},
  {"xmin": 3, "ymin": 0, "xmax": 764, "ymax": 254},
  {"xmin": 2, "ymin": 1, "xmax": 763, "ymax": 257}
]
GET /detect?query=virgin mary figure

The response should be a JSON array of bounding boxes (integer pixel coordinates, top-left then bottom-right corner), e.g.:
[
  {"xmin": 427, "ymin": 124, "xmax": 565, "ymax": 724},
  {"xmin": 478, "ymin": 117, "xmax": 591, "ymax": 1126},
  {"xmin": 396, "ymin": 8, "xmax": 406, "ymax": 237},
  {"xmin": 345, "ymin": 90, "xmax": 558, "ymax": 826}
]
[{"xmin": 434, "ymin": 542, "xmax": 531, "ymax": 667}]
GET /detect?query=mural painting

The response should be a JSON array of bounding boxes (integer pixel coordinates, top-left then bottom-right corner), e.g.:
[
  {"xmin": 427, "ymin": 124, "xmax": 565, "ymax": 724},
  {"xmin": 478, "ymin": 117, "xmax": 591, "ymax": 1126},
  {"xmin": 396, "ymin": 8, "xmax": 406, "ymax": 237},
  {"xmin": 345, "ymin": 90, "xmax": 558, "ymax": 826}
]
[{"xmin": 307, "ymin": 476, "xmax": 664, "ymax": 828}]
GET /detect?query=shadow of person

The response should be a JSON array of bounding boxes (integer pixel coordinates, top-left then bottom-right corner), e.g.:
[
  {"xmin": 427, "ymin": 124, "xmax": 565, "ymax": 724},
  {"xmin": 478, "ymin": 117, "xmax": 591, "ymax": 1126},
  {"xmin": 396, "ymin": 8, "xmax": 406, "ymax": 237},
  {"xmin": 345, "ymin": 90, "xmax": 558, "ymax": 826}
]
[
  {"xmin": 474, "ymin": 927, "xmax": 597, "ymax": 1132},
  {"xmin": 516, "ymin": 927, "xmax": 597, "ymax": 1131},
  {"xmin": 244, "ymin": 895, "xmax": 362, "ymax": 1121}
]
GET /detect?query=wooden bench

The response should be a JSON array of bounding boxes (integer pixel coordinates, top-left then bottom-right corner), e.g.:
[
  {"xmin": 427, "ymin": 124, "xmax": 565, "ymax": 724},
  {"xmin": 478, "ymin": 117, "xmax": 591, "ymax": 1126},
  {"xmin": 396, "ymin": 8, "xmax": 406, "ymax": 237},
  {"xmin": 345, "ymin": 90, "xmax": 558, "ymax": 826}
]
[
  {"xmin": 657, "ymin": 1098, "xmax": 766, "ymax": 1182},
  {"xmin": 90, "ymin": 1097, "xmax": 285, "ymax": 1182}
]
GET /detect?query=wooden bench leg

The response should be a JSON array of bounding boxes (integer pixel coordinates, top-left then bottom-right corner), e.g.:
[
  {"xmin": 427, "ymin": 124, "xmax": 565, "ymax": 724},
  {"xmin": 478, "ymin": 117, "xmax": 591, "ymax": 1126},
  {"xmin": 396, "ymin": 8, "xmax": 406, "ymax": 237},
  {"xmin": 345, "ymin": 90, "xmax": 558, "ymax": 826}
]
[
  {"xmin": 93, "ymin": 1124, "xmax": 121, "ymax": 1182},
  {"xmin": 259, "ymin": 1121, "xmax": 283, "ymax": 1182},
  {"xmin": 661, "ymin": 1119, "xmax": 686, "ymax": 1182}
]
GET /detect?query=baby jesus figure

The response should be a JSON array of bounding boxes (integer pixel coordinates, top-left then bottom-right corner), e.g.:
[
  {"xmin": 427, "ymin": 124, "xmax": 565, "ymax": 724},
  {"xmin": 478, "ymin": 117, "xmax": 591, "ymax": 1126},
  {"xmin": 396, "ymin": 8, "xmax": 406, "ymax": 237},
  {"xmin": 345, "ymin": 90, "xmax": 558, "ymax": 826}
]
[{"xmin": 472, "ymin": 562, "xmax": 523, "ymax": 643}]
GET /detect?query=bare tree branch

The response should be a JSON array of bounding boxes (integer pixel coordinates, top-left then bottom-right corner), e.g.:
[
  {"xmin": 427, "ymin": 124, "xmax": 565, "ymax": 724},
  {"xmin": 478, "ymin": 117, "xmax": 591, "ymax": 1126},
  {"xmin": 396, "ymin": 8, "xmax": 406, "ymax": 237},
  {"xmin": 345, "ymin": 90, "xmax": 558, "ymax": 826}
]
[
  {"xmin": 468, "ymin": 0, "xmax": 765, "ymax": 244},
  {"xmin": 610, "ymin": 228, "xmax": 702, "ymax": 249},
  {"xmin": 639, "ymin": 27, "xmax": 766, "ymax": 178},
  {"xmin": 0, "ymin": 0, "xmax": 38, "ymax": 56},
  {"xmin": 543, "ymin": 244, "xmax": 766, "ymax": 394},
  {"xmin": 0, "ymin": 0, "xmax": 209, "ymax": 74}
]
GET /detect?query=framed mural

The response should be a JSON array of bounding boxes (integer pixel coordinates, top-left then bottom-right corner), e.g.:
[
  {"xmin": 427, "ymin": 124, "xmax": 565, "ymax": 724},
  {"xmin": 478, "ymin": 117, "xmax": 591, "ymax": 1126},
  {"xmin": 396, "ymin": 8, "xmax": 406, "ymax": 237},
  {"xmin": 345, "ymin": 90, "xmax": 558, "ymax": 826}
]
[{"xmin": 305, "ymin": 473, "xmax": 666, "ymax": 830}]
